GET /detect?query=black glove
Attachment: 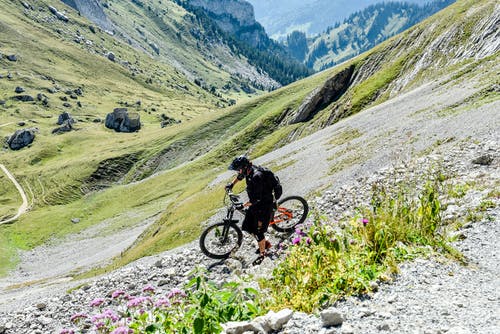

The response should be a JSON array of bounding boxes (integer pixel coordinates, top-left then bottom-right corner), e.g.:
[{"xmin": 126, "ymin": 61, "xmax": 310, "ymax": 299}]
[{"xmin": 225, "ymin": 183, "xmax": 233, "ymax": 191}]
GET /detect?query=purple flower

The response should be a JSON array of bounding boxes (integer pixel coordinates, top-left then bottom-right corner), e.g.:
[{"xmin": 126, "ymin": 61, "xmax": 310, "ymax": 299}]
[
  {"xmin": 126, "ymin": 296, "xmax": 152, "ymax": 308},
  {"xmin": 111, "ymin": 290, "xmax": 126, "ymax": 298},
  {"xmin": 110, "ymin": 326, "xmax": 133, "ymax": 334},
  {"xmin": 60, "ymin": 329, "xmax": 75, "ymax": 334},
  {"xmin": 142, "ymin": 284, "xmax": 155, "ymax": 294},
  {"xmin": 167, "ymin": 288, "xmax": 186, "ymax": 299},
  {"xmin": 90, "ymin": 298, "xmax": 105, "ymax": 307},
  {"xmin": 306, "ymin": 237, "xmax": 312, "ymax": 245},
  {"xmin": 292, "ymin": 236, "xmax": 301, "ymax": 245},
  {"xmin": 362, "ymin": 218, "xmax": 369, "ymax": 226},
  {"xmin": 91, "ymin": 309, "xmax": 119, "ymax": 324},
  {"xmin": 70, "ymin": 313, "xmax": 88, "ymax": 323},
  {"xmin": 155, "ymin": 298, "xmax": 171, "ymax": 308},
  {"xmin": 295, "ymin": 228, "xmax": 306, "ymax": 236}
]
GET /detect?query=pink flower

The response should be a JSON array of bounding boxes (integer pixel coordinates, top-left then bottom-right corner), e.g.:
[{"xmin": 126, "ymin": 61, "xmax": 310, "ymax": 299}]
[
  {"xmin": 292, "ymin": 236, "xmax": 301, "ymax": 245},
  {"xmin": 362, "ymin": 218, "xmax": 369, "ymax": 226},
  {"xmin": 110, "ymin": 326, "xmax": 133, "ymax": 334},
  {"xmin": 155, "ymin": 298, "xmax": 171, "ymax": 308},
  {"xmin": 111, "ymin": 290, "xmax": 126, "ymax": 298},
  {"xmin": 142, "ymin": 284, "xmax": 155, "ymax": 294},
  {"xmin": 70, "ymin": 313, "xmax": 88, "ymax": 323},
  {"xmin": 60, "ymin": 329, "xmax": 75, "ymax": 334},
  {"xmin": 126, "ymin": 296, "xmax": 152, "ymax": 308},
  {"xmin": 167, "ymin": 288, "xmax": 186, "ymax": 299},
  {"xmin": 306, "ymin": 237, "xmax": 312, "ymax": 245},
  {"xmin": 295, "ymin": 228, "xmax": 306, "ymax": 236},
  {"xmin": 90, "ymin": 298, "xmax": 105, "ymax": 307}
]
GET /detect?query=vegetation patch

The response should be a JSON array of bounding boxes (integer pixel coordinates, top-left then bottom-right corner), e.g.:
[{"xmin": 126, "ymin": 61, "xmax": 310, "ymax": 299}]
[{"xmin": 264, "ymin": 173, "xmax": 461, "ymax": 312}]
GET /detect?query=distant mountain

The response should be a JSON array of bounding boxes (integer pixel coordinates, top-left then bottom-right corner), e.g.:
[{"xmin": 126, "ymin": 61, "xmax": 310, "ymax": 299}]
[
  {"xmin": 295, "ymin": 0, "xmax": 456, "ymax": 70},
  {"xmin": 181, "ymin": 0, "xmax": 313, "ymax": 86},
  {"xmin": 248, "ymin": 0, "xmax": 423, "ymax": 39}
]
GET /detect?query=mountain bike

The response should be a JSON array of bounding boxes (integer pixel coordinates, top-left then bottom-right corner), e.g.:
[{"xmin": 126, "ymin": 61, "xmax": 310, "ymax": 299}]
[{"xmin": 199, "ymin": 190, "xmax": 309, "ymax": 259}]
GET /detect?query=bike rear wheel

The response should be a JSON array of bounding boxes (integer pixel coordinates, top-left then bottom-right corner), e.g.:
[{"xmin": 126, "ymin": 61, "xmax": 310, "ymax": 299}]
[
  {"xmin": 199, "ymin": 222, "xmax": 243, "ymax": 259},
  {"xmin": 271, "ymin": 196, "xmax": 309, "ymax": 232}
]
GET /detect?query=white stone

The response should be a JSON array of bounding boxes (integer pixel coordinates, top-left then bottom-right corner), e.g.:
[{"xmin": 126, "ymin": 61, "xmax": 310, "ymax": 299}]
[{"xmin": 321, "ymin": 307, "xmax": 344, "ymax": 327}]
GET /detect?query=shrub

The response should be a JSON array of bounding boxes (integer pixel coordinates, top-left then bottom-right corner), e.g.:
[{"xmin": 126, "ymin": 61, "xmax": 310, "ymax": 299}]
[{"xmin": 264, "ymin": 174, "xmax": 455, "ymax": 312}]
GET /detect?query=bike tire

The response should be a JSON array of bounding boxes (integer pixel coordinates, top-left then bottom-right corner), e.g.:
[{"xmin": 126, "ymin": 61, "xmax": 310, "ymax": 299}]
[
  {"xmin": 271, "ymin": 196, "xmax": 309, "ymax": 232},
  {"xmin": 199, "ymin": 222, "xmax": 243, "ymax": 259}
]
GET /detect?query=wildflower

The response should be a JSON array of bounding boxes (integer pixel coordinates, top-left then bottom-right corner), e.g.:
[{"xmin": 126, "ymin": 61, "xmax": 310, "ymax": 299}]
[
  {"xmin": 142, "ymin": 284, "xmax": 155, "ymax": 294},
  {"xmin": 362, "ymin": 218, "xmax": 369, "ymax": 226},
  {"xmin": 155, "ymin": 298, "xmax": 171, "ymax": 308},
  {"xmin": 110, "ymin": 326, "xmax": 133, "ymax": 334},
  {"xmin": 60, "ymin": 329, "xmax": 75, "ymax": 334},
  {"xmin": 167, "ymin": 288, "xmax": 186, "ymax": 299},
  {"xmin": 306, "ymin": 237, "xmax": 312, "ymax": 245},
  {"xmin": 90, "ymin": 298, "xmax": 105, "ymax": 307},
  {"xmin": 295, "ymin": 228, "xmax": 306, "ymax": 236},
  {"xmin": 111, "ymin": 290, "xmax": 126, "ymax": 299},
  {"xmin": 292, "ymin": 236, "xmax": 301, "ymax": 245},
  {"xmin": 70, "ymin": 313, "xmax": 88, "ymax": 323},
  {"xmin": 126, "ymin": 296, "xmax": 152, "ymax": 308}
]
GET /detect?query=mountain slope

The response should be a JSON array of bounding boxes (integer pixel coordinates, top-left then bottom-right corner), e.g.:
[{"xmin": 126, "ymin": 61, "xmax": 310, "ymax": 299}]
[
  {"xmin": 304, "ymin": 0, "xmax": 456, "ymax": 70},
  {"xmin": 0, "ymin": 0, "xmax": 498, "ymax": 282},
  {"xmin": 248, "ymin": 0, "xmax": 424, "ymax": 39}
]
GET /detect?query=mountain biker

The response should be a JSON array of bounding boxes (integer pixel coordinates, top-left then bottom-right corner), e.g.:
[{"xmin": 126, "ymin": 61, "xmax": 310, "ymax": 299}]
[{"xmin": 225, "ymin": 155, "xmax": 282, "ymax": 265}]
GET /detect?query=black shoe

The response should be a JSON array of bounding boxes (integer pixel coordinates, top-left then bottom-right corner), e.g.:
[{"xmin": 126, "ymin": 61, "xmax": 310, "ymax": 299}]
[
  {"xmin": 254, "ymin": 240, "xmax": 272, "ymax": 254},
  {"xmin": 252, "ymin": 255, "xmax": 265, "ymax": 266}
]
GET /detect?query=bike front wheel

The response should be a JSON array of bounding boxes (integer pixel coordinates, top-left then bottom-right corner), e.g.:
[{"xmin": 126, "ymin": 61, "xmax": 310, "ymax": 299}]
[
  {"xmin": 271, "ymin": 196, "xmax": 309, "ymax": 232},
  {"xmin": 199, "ymin": 222, "xmax": 243, "ymax": 259}
]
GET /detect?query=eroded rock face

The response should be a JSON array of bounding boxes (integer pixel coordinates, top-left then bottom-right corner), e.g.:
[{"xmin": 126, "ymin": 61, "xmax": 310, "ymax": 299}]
[
  {"xmin": 7, "ymin": 128, "xmax": 37, "ymax": 150},
  {"xmin": 284, "ymin": 65, "xmax": 355, "ymax": 124},
  {"xmin": 105, "ymin": 108, "xmax": 141, "ymax": 133}
]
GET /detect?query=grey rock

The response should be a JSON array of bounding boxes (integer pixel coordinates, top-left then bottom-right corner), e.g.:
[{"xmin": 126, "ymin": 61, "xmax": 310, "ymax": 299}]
[
  {"xmin": 35, "ymin": 303, "xmax": 47, "ymax": 311},
  {"xmin": 7, "ymin": 128, "xmax": 37, "ymax": 150},
  {"xmin": 57, "ymin": 112, "xmax": 75, "ymax": 125},
  {"xmin": 71, "ymin": 218, "xmax": 80, "ymax": 224},
  {"xmin": 341, "ymin": 323, "xmax": 355, "ymax": 334},
  {"xmin": 447, "ymin": 326, "xmax": 472, "ymax": 334},
  {"xmin": 221, "ymin": 321, "xmax": 265, "ymax": 334},
  {"xmin": 15, "ymin": 86, "xmax": 25, "ymax": 93},
  {"xmin": 6, "ymin": 54, "xmax": 17, "ymax": 61},
  {"xmin": 62, "ymin": 102, "xmax": 72, "ymax": 108},
  {"xmin": 377, "ymin": 322, "xmax": 390, "ymax": 331},
  {"xmin": 105, "ymin": 108, "xmax": 141, "ymax": 133},
  {"xmin": 321, "ymin": 307, "xmax": 344, "ymax": 327},
  {"xmin": 107, "ymin": 52, "xmax": 115, "ymax": 61},
  {"xmin": 11, "ymin": 95, "xmax": 35, "ymax": 102},
  {"xmin": 472, "ymin": 154, "xmax": 493, "ymax": 165}
]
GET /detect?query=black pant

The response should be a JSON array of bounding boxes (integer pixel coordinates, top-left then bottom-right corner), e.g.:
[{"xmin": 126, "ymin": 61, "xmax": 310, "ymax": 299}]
[{"xmin": 242, "ymin": 204, "xmax": 273, "ymax": 241}]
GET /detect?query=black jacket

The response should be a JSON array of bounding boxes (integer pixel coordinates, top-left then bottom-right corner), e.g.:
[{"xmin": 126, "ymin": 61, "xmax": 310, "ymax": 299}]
[{"xmin": 240, "ymin": 166, "xmax": 275, "ymax": 210}]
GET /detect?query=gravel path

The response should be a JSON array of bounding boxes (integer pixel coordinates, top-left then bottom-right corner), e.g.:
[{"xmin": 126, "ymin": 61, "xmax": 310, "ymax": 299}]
[
  {"xmin": 0, "ymin": 164, "xmax": 29, "ymax": 225},
  {"xmin": 0, "ymin": 73, "xmax": 498, "ymax": 333}
]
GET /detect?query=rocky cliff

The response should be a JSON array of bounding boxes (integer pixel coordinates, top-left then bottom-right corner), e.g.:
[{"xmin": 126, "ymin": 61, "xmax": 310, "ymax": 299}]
[{"xmin": 61, "ymin": 0, "xmax": 113, "ymax": 31}]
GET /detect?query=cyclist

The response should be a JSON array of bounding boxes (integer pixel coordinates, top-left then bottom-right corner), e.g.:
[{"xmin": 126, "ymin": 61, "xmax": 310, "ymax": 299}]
[{"xmin": 225, "ymin": 155, "xmax": 282, "ymax": 265}]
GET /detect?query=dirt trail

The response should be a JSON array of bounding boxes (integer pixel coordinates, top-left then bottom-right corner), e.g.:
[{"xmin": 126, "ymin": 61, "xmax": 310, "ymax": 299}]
[{"xmin": 0, "ymin": 164, "xmax": 28, "ymax": 224}]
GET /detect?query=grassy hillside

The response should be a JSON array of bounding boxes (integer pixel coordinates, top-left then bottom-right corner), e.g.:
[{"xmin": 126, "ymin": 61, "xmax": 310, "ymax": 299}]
[{"xmin": 0, "ymin": 0, "xmax": 498, "ymax": 277}]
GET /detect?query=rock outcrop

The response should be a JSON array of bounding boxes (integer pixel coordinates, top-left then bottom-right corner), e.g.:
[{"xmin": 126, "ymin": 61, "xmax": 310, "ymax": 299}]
[
  {"xmin": 7, "ymin": 128, "xmax": 37, "ymax": 150},
  {"xmin": 105, "ymin": 108, "xmax": 141, "ymax": 133},
  {"xmin": 284, "ymin": 65, "xmax": 355, "ymax": 124}
]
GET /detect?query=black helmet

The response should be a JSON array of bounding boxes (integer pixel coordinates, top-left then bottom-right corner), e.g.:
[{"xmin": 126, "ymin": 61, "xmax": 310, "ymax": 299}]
[{"xmin": 228, "ymin": 155, "xmax": 250, "ymax": 171}]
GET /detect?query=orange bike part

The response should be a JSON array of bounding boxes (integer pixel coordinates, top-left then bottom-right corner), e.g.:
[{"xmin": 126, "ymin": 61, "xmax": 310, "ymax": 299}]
[{"xmin": 270, "ymin": 207, "xmax": 293, "ymax": 224}]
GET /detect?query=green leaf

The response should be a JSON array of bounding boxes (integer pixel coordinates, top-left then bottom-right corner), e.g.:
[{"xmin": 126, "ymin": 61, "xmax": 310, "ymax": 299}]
[{"xmin": 194, "ymin": 317, "xmax": 205, "ymax": 334}]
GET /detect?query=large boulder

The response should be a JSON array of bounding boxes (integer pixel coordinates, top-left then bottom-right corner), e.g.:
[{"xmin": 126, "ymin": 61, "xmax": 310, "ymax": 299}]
[
  {"xmin": 105, "ymin": 108, "xmax": 141, "ymax": 133},
  {"xmin": 7, "ymin": 128, "xmax": 37, "ymax": 150},
  {"xmin": 57, "ymin": 112, "xmax": 75, "ymax": 125}
]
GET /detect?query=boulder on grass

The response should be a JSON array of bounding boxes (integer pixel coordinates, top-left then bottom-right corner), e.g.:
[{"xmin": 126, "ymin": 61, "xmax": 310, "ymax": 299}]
[
  {"xmin": 7, "ymin": 128, "xmax": 37, "ymax": 150},
  {"xmin": 105, "ymin": 108, "xmax": 141, "ymax": 133}
]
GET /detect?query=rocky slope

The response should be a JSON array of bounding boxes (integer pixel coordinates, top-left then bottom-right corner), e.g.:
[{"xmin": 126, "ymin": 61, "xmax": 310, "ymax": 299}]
[{"xmin": 0, "ymin": 64, "xmax": 498, "ymax": 332}]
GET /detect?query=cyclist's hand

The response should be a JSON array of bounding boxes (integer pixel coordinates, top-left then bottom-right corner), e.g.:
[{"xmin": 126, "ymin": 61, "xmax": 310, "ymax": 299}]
[
  {"xmin": 225, "ymin": 183, "xmax": 233, "ymax": 191},
  {"xmin": 243, "ymin": 202, "xmax": 252, "ymax": 207}
]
